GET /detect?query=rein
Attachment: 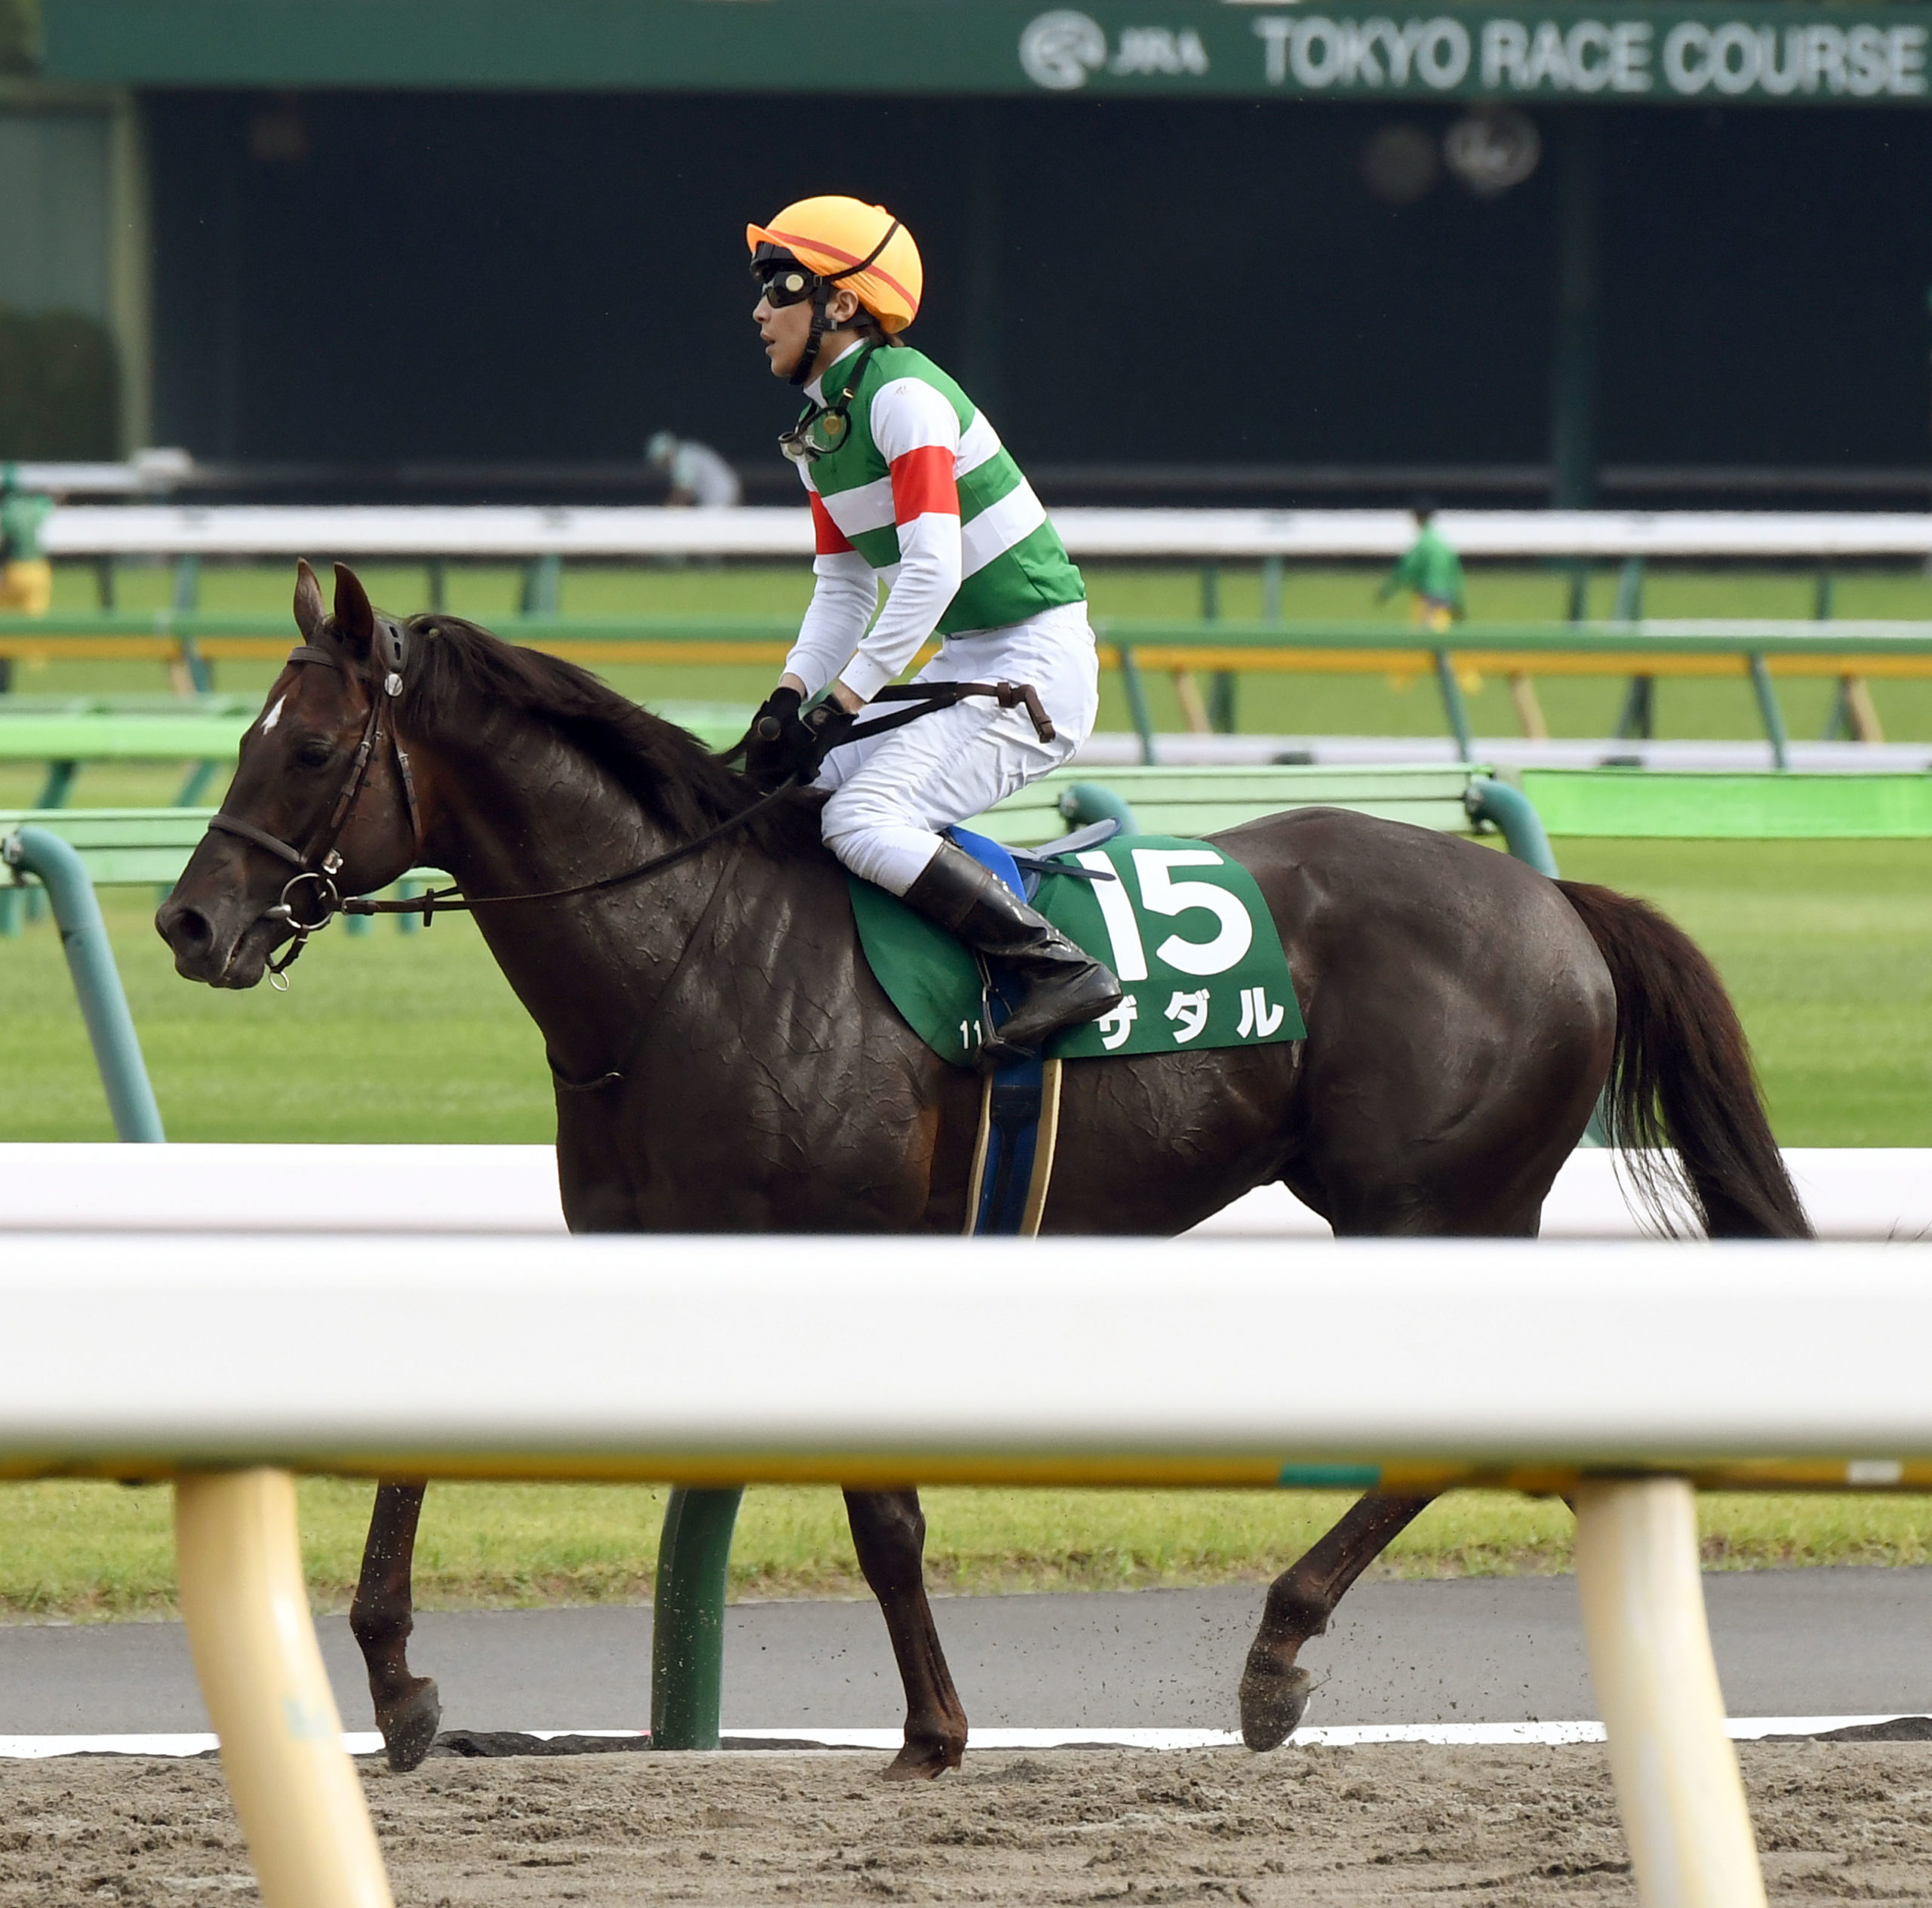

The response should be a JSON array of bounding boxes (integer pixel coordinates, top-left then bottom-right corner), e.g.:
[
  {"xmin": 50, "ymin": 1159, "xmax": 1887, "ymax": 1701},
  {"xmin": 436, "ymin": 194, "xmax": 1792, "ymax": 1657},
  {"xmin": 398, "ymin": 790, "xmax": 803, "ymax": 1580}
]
[
  {"xmin": 211, "ymin": 630, "xmax": 1052, "ymax": 982},
  {"xmin": 341, "ymin": 776, "xmax": 802, "ymax": 922},
  {"xmin": 346, "ymin": 681, "xmax": 1045, "ymax": 922}
]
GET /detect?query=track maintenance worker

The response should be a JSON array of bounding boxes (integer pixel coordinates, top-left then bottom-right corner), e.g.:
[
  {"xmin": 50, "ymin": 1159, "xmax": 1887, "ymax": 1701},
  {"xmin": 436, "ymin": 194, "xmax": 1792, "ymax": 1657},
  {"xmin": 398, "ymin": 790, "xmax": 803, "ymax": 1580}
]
[
  {"xmin": 0, "ymin": 464, "xmax": 54, "ymax": 614},
  {"xmin": 1377, "ymin": 499, "xmax": 1465, "ymax": 631},
  {"xmin": 645, "ymin": 431, "xmax": 743, "ymax": 508},
  {"xmin": 740, "ymin": 195, "xmax": 1121, "ymax": 1065}
]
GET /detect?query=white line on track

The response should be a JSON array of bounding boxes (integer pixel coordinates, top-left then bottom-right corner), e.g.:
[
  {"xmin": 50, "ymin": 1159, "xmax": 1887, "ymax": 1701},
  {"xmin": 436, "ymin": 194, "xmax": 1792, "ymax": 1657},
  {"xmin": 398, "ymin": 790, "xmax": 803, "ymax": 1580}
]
[{"xmin": 0, "ymin": 1718, "xmax": 1918, "ymax": 1759}]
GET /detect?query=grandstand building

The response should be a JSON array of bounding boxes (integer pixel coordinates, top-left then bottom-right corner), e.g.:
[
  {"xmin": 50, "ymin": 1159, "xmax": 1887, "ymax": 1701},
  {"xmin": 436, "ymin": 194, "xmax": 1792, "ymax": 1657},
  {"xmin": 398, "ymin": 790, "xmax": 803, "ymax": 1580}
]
[{"xmin": 8, "ymin": 0, "xmax": 1932, "ymax": 504}]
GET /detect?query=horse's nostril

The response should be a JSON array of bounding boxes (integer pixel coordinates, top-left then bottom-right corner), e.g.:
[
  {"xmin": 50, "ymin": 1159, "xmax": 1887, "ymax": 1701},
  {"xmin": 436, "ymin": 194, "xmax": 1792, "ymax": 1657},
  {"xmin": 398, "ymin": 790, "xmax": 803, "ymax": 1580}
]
[{"xmin": 156, "ymin": 900, "xmax": 213, "ymax": 951}]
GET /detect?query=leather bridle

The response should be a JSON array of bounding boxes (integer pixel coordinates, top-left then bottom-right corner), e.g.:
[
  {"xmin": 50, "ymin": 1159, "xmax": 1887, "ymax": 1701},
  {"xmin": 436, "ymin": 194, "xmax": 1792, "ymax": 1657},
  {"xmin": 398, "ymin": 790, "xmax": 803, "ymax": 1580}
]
[{"xmin": 207, "ymin": 620, "xmax": 422, "ymax": 986}]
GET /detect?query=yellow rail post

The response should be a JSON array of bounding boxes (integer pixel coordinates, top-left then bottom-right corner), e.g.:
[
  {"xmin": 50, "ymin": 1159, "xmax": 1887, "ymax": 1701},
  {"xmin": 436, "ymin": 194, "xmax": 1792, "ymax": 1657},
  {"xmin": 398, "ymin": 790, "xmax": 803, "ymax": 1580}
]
[
  {"xmin": 175, "ymin": 1469, "xmax": 394, "ymax": 1908},
  {"xmin": 1574, "ymin": 1477, "xmax": 1766, "ymax": 1908}
]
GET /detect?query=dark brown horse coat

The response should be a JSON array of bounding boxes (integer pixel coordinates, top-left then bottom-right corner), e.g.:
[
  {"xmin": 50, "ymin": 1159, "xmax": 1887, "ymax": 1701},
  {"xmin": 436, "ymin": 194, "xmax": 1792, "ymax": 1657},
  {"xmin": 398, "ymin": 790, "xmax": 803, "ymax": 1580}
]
[{"xmin": 158, "ymin": 565, "xmax": 1809, "ymax": 1777}]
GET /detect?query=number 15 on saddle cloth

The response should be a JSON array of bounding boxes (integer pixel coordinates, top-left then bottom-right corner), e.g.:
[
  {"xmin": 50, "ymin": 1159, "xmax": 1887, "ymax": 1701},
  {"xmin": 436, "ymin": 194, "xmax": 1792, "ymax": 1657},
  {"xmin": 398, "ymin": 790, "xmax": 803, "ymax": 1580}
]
[{"xmin": 850, "ymin": 835, "xmax": 1307, "ymax": 1070}]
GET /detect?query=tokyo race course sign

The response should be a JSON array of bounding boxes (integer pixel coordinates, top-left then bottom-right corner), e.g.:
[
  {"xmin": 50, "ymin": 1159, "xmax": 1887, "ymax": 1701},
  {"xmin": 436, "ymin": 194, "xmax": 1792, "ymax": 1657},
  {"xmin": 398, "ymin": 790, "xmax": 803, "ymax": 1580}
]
[
  {"xmin": 1016, "ymin": 5, "xmax": 1930, "ymax": 102},
  {"xmin": 42, "ymin": 0, "xmax": 1932, "ymax": 104}
]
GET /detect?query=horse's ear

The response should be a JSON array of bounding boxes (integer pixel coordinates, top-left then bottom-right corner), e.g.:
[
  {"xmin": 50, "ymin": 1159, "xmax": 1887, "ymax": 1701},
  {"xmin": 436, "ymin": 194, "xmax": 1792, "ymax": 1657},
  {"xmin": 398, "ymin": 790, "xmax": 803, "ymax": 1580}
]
[
  {"xmin": 293, "ymin": 559, "xmax": 324, "ymax": 641},
  {"xmin": 332, "ymin": 562, "xmax": 377, "ymax": 655}
]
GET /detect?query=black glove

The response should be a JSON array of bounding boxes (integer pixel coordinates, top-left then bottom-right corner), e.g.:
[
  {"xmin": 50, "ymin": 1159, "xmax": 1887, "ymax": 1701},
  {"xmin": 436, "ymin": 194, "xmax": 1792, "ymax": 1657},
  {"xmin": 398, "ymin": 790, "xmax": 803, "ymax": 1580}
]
[{"xmin": 740, "ymin": 688, "xmax": 857, "ymax": 792}]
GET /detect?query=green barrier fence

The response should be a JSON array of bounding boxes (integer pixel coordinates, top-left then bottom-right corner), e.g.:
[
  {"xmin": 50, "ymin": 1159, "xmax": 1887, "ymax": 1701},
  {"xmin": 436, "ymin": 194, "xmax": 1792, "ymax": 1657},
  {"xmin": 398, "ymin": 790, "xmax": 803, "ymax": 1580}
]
[
  {"xmin": 1521, "ymin": 770, "xmax": 1932, "ymax": 838},
  {"xmin": 6, "ymin": 611, "xmax": 1932, "ymax": 765}
]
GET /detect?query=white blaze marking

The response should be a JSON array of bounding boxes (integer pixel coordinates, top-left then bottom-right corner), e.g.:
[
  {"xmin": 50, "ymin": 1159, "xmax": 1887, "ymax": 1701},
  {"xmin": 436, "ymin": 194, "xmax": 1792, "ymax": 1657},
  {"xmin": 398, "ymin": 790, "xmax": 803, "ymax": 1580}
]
[{"xmin": 260, "ymin": 694, "xmax": 287, "ymax": 733}]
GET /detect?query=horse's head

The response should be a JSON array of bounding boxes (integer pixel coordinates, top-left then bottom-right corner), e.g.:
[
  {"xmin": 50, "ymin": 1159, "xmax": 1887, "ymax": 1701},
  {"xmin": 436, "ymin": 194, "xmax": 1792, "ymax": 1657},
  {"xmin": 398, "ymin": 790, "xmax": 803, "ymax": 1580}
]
[{"xmin": 156, "ymin": 560, "xmax": 424, "ymax": 988}]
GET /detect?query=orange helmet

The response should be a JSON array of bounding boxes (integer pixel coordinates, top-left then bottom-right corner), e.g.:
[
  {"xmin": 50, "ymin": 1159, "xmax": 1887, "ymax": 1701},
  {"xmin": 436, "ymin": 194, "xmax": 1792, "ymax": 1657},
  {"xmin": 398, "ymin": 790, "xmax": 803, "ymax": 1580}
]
[{"xmin": 746, "ymin": 196, "xmax": 923, "ymax": 334}]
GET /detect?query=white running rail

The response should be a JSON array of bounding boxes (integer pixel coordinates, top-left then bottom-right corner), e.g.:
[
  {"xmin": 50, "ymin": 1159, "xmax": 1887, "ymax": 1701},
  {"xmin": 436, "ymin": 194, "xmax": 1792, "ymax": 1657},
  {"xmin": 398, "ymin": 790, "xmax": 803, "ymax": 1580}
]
[
  {"xmin": 35, "ymin": 503, "xmax": 1932, "ymax": 562},
  {"xmin": 7, "ymin": 1230, "xmax": 1919, "ymax": 1908},
  {"xmin": 0, "ymin": 1143, "xmax": 1919, "ymax": 1240}
]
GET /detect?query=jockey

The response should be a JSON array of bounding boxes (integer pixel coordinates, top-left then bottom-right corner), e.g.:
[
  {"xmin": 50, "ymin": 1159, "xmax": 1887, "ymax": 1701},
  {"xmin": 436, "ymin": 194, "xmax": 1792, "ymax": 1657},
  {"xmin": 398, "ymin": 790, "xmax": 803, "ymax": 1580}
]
[{"xmin": 742, "ymin": 195, "xmax": 1121, "ymax": 1065}]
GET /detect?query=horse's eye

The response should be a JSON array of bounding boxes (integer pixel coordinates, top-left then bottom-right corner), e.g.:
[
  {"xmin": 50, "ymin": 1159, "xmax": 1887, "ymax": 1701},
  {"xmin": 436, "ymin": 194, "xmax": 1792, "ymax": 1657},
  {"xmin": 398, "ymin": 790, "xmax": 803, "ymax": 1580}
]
[{"xmin": 295, "ymin": 737, "xmax": 336, "ymax": 770}]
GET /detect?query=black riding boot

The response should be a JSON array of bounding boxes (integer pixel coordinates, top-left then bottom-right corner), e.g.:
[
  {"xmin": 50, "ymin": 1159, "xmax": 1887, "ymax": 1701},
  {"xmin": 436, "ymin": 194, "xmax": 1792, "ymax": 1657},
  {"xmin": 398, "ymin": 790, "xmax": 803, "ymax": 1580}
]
[{"xmin": 902, "ymin": 841, "xmax": 1123, "ymax": 1066}]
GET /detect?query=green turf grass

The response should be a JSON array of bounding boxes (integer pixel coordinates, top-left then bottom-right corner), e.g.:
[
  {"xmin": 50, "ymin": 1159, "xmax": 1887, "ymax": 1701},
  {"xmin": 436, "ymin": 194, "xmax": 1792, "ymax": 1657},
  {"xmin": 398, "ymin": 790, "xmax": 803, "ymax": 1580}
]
[
  {"xmin": 0, "ymin": 1479, "xmax": 1927, "ymax": 1620},
  {"xmin": 1, "ymin": 839, "xmax": 1922, "ymax": 1146}
]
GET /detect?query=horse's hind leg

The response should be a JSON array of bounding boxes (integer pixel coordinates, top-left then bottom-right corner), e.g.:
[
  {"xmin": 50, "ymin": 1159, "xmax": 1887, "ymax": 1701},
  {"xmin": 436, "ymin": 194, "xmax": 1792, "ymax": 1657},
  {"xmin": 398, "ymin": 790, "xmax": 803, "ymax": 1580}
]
[
  {"xmin": 842, "ymin": 1488, "xmax": 968, "ymax": 1781},
  {"xmin": 1240, "ymin": 1491, "xmax": 1435, "ymax": 1750},
  {"xmin": 349, "ymin": 1481, "xmax": 442, "ymax": 1771}
]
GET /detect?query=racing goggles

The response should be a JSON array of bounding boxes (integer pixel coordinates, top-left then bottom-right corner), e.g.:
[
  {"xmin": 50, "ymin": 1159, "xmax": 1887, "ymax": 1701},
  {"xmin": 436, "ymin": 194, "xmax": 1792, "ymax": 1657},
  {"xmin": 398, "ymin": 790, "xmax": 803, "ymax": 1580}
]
[
  {"xmin": 777, "ymin": 342, "xmax": 881, "ymax": 464},
  {"xmin": 751, "ymin": 247, "xmax": 820, "ymax": 309}
]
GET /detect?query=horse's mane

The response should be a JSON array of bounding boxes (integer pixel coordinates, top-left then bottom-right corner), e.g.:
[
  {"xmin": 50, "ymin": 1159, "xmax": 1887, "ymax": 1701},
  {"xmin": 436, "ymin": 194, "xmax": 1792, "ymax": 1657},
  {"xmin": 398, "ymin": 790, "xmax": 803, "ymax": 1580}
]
[{"xmin": 388, "ymin": 613, "xmax": 820, "ymax": 853}]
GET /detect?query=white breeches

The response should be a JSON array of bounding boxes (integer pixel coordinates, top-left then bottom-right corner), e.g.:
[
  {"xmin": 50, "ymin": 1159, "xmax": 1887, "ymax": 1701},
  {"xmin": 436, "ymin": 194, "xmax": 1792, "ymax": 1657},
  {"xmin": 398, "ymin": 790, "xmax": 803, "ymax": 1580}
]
[{"xmin": 814, "ymin": 602, "xmax": 1100, "ymax": 894}]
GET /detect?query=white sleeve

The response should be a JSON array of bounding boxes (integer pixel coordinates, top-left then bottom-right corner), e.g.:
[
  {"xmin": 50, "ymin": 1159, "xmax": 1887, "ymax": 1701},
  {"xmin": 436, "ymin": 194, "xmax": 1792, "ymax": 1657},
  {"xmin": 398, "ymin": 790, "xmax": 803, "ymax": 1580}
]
[
  {"xmin": 783, "ymin": 547, "xmax": 879, "ymax": 699},
  {"xmin": 836, "ymin": 377, "xmax": 963, "ymax": 705}
]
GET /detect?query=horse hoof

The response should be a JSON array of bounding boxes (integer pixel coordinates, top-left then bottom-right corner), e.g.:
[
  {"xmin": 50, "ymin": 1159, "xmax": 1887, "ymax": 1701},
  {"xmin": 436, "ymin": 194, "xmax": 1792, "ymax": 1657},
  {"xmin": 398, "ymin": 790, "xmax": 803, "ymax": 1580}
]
[
  {"xmin": 1238, "ymin": 1658, "xmax": 1311, "ymax": 1753},
  {"xmin": 882, "ymin": 1734, "xmax": 963, "ymax": 1782},
  {"xmin": 379, "ymin": 1678, "xmax": 442, "ymax": 1773}
]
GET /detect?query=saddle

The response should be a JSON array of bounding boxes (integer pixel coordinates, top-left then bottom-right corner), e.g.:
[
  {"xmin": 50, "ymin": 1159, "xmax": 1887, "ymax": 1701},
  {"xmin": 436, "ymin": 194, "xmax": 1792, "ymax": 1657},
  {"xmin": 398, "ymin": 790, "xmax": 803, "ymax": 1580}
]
[{"xmin": 850, "ymin": 821, "xmax": 1306, "ymax": 1236}]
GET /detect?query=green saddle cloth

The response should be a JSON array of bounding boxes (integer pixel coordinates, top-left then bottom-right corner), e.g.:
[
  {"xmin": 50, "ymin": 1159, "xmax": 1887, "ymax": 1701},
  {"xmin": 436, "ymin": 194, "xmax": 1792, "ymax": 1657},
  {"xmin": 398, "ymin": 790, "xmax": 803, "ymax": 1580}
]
[{"xmin": 849, "ymin": 833, "xmax": 1306, "ymax": 1069}]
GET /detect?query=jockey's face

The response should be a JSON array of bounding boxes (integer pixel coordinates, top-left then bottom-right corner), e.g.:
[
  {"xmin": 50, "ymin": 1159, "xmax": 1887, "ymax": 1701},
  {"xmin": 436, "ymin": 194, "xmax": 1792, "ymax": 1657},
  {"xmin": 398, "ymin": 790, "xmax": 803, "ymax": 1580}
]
[
  {"xmin": 754, "ymin": 288, "xmax": 814, "ymax": 380},
  {"xmin": 753, "ymin": 285, "xmax": 862, "ymax": 383}
]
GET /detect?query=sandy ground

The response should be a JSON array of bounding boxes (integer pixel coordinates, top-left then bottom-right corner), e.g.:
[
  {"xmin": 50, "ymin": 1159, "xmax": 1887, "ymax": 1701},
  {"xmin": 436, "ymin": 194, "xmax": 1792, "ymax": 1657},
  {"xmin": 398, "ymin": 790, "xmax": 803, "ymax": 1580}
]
[{"xmin": 1, "ymin": 1742, "xmax": 1929, "ymax": 1906}]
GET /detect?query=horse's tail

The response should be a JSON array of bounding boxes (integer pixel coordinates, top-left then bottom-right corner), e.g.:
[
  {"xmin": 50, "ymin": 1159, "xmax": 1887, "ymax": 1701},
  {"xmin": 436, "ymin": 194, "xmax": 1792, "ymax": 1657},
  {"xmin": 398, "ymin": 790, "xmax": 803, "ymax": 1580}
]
[{"xmin": 1556, "ymin": 879, "xmax": 1810, "ymax": 1240}]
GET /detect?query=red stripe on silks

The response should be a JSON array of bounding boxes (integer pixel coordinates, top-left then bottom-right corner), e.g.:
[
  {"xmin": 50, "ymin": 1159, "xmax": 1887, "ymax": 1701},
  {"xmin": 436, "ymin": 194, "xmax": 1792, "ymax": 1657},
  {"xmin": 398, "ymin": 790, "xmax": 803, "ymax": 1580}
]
[
  {"xmin": 891, "ymin": 445, "xmax": 959, "ymax": 523},
  {"xmin": 811, "ymin": 493, "xmax": 854, "ymax": 555}
]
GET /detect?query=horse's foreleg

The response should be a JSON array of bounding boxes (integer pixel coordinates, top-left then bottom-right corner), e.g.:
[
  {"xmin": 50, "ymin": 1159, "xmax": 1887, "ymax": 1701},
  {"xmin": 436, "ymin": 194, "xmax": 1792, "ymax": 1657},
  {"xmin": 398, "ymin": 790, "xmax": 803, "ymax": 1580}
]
[
  {"xmin": 1240, "ymin": 1491, "xmax": 1435, "ymax": 1750},
  {"xmin": 349, "ymin": 1481, "xmax": 442, "ymax": 1771},
  {"xmin": 842, "ymin": 1488, "xmax": 968, "ymax": 1781}
]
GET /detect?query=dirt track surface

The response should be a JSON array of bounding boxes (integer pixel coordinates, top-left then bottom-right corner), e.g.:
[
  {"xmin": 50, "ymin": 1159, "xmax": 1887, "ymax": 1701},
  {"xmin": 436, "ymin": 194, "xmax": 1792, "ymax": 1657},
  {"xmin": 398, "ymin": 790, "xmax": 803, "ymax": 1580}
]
[{"xmin": 2, "ymin": 1743, "xmax": 1930, "ymax": 1906}]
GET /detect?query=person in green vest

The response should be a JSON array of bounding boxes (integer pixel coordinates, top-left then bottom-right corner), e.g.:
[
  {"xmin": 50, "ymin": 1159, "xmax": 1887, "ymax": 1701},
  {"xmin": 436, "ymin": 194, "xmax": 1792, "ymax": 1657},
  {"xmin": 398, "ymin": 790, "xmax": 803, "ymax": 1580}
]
[
  {"xmin": 1377, "ymin": 499, "xmax": 1465, "ymax": 632},
  {"xmin": 0, "ymin": 463, "xmax": 54, "ymax": 616},
  {"xmin": 739, "ymin": 195, "xmax": 1120, "ymax": 1066}
]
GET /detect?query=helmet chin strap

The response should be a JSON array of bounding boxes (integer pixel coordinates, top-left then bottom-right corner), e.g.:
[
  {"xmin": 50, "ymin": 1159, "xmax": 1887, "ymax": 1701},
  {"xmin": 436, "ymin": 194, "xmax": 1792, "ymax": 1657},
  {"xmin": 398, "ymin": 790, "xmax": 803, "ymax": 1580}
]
[{"xmin": 789, "ymin": 284, "xmax": 833, "ymax": 389}]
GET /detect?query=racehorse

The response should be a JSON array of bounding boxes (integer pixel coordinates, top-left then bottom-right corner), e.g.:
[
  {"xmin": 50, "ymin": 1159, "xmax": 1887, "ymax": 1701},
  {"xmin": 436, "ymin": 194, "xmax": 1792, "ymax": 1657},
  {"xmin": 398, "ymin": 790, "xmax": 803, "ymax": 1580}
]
[{"xmin": 157, "ymin": 563, "xmax": 1810, "ymax": 1780}]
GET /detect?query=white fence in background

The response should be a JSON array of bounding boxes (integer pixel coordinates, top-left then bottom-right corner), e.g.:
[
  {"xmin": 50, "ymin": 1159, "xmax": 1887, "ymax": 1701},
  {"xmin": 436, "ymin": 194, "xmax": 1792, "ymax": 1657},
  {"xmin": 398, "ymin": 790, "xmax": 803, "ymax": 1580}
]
[
  {"xmin": 0, "ymin": 1143, "xmax": 1919, "ymax": 1240},
  {"xmin": 35, "ymin": 505, "xmax": 1932, "ymax": 563}
]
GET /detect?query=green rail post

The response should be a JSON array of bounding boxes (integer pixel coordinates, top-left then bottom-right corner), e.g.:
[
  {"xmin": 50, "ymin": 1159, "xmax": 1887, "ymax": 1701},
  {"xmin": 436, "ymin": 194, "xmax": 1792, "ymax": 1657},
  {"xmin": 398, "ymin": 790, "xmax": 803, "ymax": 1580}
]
[
  {"xmin": 427, "ymin": 559, "xmax": 448, "ymax": 612},
  {"xmin": 1613, "ymin": 675, "xmax": 1654, "ymax": 742},
  {"xmin": 1114, "ymin": 642, "xmax": 1157, "ymax": 766},
  {"xmin": 1463, "ymin": 777, "xmax": 1560, "ymax": 879},
  {"xmin": 1261, "ymin": 554, "xmax": 1284, "ymax": 623},
  {"xmin": 520, "ymin": 554, "xmax": 562, "ymax": 616},
  {"xmin": 174, "ymin": 760, "xmax": 222, "ymax": 806},
  {"xmin": 1747, "ymin": 651, "xmax": 1791, "ymax": 771},
  {"xmin": 651, "ymin": 1485, "xmax": 743, "ymax": 1750},
  {"xmin": 1609, "ymin": 556, "xmax": 1652, "ymax": 745},
  {"xmin": 94, "ymin": 557, "xmax": 115, "ymax": 609},
  {"xmin": 1814, "ymin": 568, "xmax": 1858, "ymax": 742},
  {"xmin": 1611, "ymin": 557, "xmax": 1644, "ymax": 621},
  {"xmin": 33, "ymin": 760, "xmax": 78, "ymax": 810},
  {"xmin": 3, "ymin": 826, "xmax": 165, "ymax": 1141},
  {"xmin": 1201, "ymin": 563, "xmax": 1236, "ymax": 734},
  {"xmin": 20, "ymin": 760, "xmax": 77, "ymax": 922},
  {"xmin": 1057, "ymin": 782, "xmax": 1141, "ymax": 833},
  {"xmin": 1432, "ymin": 650, "xmax": 1475, "ymax": 762},
  {"xmin": 173, "ymin": 557, "xmax": 213, "ymax": 694}
]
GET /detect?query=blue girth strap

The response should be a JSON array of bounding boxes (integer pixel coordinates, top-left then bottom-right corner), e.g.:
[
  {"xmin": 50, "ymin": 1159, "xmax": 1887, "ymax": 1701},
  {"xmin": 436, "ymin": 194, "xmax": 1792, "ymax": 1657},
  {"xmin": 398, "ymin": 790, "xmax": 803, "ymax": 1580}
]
[{"xmin": 947, "ymin": 825, "xmax": 1063, "ymax": 1238}]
